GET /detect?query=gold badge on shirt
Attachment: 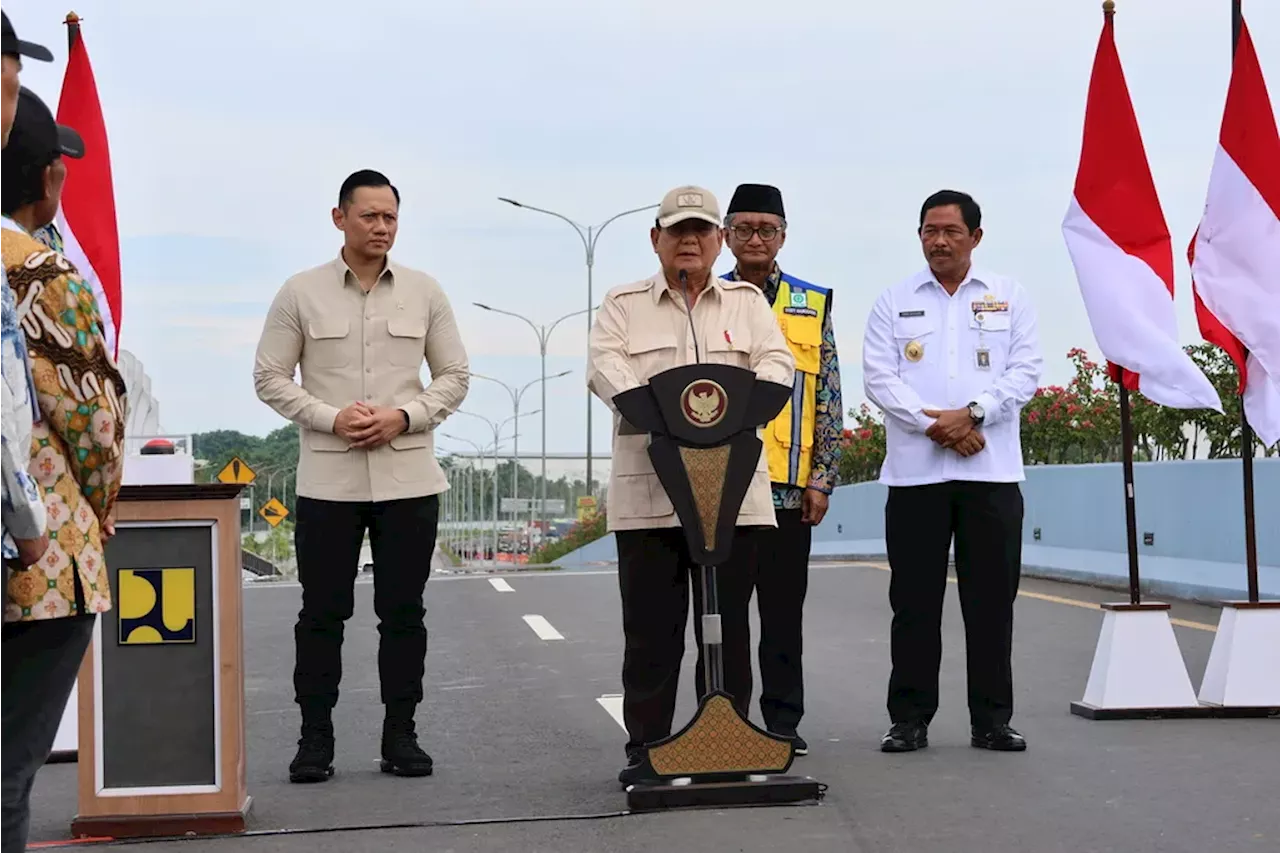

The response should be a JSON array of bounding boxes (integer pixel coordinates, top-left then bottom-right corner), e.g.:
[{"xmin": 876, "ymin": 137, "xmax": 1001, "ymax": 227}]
[{"xmin": 904, "ymin": 340, "xmax": 924, "ymax": 362}]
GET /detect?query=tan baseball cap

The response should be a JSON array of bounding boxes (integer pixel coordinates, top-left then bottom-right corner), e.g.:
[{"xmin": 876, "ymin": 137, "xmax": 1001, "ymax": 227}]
[{"xmin": 656, "ymin": 185, "xmax": 722, "ymax": 228}]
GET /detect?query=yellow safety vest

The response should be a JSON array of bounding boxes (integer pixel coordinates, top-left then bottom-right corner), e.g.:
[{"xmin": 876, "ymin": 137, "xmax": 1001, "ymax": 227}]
[{"xmin": 766, "ymin": 274, "xmax": 829, "ymax": 489}]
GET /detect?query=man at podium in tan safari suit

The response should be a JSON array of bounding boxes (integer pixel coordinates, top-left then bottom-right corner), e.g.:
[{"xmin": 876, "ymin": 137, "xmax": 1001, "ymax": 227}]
[{"xmin": 587, "ymin": 184, "xmax": 794, "ymax": 786}]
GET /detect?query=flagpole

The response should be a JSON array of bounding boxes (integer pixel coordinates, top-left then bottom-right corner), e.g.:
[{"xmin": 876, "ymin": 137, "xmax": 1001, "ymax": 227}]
[
  {"xmin": 64, "ymin": 11, "xmax": 81, "ymax": 51},
  {"xmin": 1228, "ymin": 0, "xmax": 1259, "ymax": 605},
  {"xmin": 1117, "ymin": 380, "xmax": 1142, "ymax": 605}
]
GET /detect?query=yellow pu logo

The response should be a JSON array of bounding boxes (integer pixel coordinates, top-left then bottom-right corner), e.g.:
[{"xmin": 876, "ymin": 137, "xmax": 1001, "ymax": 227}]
[{"xmin": 118, "ymin": 568, "xmax": 196, "ymax": 645}]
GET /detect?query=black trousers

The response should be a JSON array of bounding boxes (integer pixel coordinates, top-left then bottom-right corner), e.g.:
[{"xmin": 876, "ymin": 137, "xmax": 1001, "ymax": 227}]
[
  {"xmin": 885, "ymin": 481, "xmax": 1023, "ymax": 730},
  {"xmin": 2, "ymin": 614, "xmax": 95, "ymax": 852},
  {"xmin": 615, "ymin": 527, "xmax": 759, "ymax": 753},
  {"xmin": 293, "ymin": 494, "xmax": 439, "ymax": 717},
  {"xmin": 754, "ymin": 508, "xmax": 812, "ymax": 734}
]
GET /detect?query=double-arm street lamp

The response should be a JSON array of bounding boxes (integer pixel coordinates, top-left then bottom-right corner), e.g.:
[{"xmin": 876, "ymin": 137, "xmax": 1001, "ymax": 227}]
[
  {"xmin": 473, "ymin": 304, "xmax": 597, "ymax": 530},
  {"xmin": 470, "ymin": 370, "xmax": 572, "ymax": 533},
  {"xmin": 442, "ymin": 430, "xmax": 518, "ymax": 565},
  {"xmin": 496, "ymin": 197, "xmax": 659, "ymax": 501},
  {"xmin": 452, "ymin": 409, "xmax": 537, "ymax": 561}
]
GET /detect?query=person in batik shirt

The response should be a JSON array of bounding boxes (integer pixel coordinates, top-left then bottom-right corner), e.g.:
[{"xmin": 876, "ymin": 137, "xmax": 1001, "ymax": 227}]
[{"xmin": 1, "ymin": 81, "xmax": 126, "ymax": 853}]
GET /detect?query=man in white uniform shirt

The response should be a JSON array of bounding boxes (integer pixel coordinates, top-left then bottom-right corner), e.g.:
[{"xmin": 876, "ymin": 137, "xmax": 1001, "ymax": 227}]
[{"xmin": 861, "ymin": 190, "xmax": 1042, "ymax": 754}]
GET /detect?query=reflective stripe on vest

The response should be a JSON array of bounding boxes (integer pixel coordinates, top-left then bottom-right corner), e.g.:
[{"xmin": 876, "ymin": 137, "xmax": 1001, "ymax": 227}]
[{"xmin": 766, "ymin": 275, "xmax": 828, "ymax": 488}]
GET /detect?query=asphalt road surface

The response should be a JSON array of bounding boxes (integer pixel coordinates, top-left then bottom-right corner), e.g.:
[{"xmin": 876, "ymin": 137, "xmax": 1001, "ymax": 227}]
[{"xmin": 25, "ymin": 556, "xmax": 1279, "ymax": 853}]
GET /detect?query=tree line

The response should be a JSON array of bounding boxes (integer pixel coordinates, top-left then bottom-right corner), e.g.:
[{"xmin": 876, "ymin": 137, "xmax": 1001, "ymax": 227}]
[{"xmin": 837, "ymin": 343, "xmax": 1278, "ymax": 485}]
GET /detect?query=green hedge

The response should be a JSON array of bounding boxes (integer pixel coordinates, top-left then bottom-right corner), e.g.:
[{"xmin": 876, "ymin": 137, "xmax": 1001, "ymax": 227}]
[{"xmin": 532, "ymin": 511, "xmax": 607, "ymax": 564}]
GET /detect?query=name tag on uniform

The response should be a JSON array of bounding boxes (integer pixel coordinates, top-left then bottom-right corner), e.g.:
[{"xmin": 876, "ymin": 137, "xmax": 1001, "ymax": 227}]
[
  {"xmin": 898, "ymin": 310, "xmax": 926, "ymax": 318},
  {"xmin": 975, "ymin": 347, "xmax": 991, "ymax": 369}
]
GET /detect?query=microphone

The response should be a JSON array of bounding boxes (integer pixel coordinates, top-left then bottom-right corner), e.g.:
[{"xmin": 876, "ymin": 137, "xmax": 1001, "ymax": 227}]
[{"xmin": 679, "ymin": 269, "xmax": 702, "ymax": 363}]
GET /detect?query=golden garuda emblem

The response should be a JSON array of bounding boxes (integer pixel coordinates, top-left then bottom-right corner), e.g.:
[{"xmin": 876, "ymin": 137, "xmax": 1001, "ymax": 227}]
[{"xmin": 680, "ymin": 379, "xmax": 728, "ymax": 428}]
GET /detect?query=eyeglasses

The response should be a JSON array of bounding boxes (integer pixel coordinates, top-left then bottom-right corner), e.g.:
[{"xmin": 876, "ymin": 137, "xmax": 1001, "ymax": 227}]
[{"xmin": 729, "ymin": 224, "xmax": 783, "ymax": 242}]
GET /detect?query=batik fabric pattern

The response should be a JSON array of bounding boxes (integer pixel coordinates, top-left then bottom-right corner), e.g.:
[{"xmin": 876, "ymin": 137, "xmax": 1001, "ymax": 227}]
[{"xmin": 2, "ymin": 220, "xmax": 126, "ymax": 623}]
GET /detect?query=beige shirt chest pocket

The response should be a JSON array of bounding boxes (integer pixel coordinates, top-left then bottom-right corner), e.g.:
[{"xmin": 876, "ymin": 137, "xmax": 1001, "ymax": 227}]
[
  {"xmin": 705, "ymin": 325, "xmax": 753, "ymax": 368},
  {"xmin": 625, "ymin": 329, "xmax": 679, "ymax": 383},
  {"xmin": 385, "ymin": 316, "xmax": 428, "ymax": 369},
  {"xmin": 891, "ymin": 311, "xmax": 935, "ymax": 372},
  {"xmin": 306, "ymin": 320, "xmax": 353, "ymax": 369}
]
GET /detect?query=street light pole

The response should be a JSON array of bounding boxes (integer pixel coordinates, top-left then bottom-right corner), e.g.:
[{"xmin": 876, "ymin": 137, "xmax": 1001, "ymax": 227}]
[
  {"xmin": 443, "ymin": 433, "xmax": 510, "ymax": 564},
  {"xmin": 450, "ymin": 410, "xmax": 535, "ymax": 563},
  {"xmin": 473, "ymin": 303, "xmax": 595, "ymax": 531},
  {"xmin": 497, "ymin": 198, "xmax": 659, "ymax": 505},
  {"xmin": 470, "ymin": 369, "xmax": 572, "ymax": 542}
]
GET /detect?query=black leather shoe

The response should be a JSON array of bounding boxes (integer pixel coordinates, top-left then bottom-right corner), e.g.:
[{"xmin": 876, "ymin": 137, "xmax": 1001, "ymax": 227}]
[
  {"xmin": 288, "ymin": 723, "xmax": 335, "ymax": 783},
  {"xmin": 971, "ymin": 724, "xmax": 1027, "ymax": 751},
  {"xmin": 380, "ymin": 719, "xmax": 434, "ymax": 776},
  {"xmin": 879, "ymin": 721, "xmax": 929, "ymax": 753},
  {"xmin": 618, "ymin": 748, "xmax": 654, "ymax": 787},
  {"xmin": 773, "ymin": 730, "xmax": 809, "ymax": 756}
]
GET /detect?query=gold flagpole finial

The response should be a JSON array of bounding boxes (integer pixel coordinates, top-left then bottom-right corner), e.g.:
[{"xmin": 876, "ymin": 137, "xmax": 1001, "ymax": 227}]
[
  {"xmin": 1103, "ymin": 0, "xmax": 1115, "ymax": 14},
  {"xmin": 64, "ymin": 11, "xmax": 81, "ymax": 25}
]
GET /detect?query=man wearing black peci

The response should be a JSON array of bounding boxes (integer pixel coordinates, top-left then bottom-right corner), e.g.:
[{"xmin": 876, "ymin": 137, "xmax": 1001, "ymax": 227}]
[
  {"xmin": 715, "ymin": 183, "xmax": 843, "ymax": 756},
  {"xmin": 861, "ymin": 190, "xmax": 1042, "ymax": 753}
]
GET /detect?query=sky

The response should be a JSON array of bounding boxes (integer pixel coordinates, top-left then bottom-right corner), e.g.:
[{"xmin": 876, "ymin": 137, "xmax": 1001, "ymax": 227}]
[{"xmin": 5, "ymin": 0, "xmax": 1278, "ymax": 474}]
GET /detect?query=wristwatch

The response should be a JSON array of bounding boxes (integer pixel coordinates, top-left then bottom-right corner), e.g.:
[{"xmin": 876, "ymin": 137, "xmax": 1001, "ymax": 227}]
[{"xmin": 967, "ymin": 401, "xmax": 985, "ymax": 425}]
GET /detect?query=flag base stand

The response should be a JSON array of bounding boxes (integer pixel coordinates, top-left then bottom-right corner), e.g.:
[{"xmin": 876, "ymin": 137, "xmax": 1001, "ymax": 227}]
[
  {"xmin": 1071, "ymin": 602, "xmax": 1212, "ymax": 720},
  {"xmin": 1196, "ymin": 601, "xmax": 1280, "ymax": 717},
  {"xmin": 625, "ymin": 692, "xmax": 823, "ymax": 812}
]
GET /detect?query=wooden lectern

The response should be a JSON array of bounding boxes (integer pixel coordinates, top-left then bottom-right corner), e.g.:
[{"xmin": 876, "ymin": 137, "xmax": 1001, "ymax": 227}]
[{"xmin": 71, "ymin": 483, "xmax": 251, "ymax": 838}]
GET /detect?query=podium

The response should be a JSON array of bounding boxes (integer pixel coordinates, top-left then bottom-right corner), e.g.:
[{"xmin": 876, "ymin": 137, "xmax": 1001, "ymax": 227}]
[
  {"xmin": 71, "ymin": 483, "xmax": 251, "ymax": 839},
  {"xmin": 612, "ymin": 363, "xmax": 824, "ymax": 810}
]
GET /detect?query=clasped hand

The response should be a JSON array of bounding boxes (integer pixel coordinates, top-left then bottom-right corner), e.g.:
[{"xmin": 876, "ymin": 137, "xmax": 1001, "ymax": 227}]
[
  {"xmin": 335, "ymin": 402, "xmax": 407, "ymax": 449},
  {"xmin": 923, "ymin": 408, "xmax": 986, "ymax": 458}
]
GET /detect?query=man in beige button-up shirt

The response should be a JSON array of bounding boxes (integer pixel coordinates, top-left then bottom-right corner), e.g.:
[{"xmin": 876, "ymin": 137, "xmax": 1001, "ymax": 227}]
[
  {"xmin": 587, "ymin": 184, "xmax": 794, "ymax": 787},
  {"xmin": 253, "ymin": 170, "xmax": 469, "ymax": 784}
]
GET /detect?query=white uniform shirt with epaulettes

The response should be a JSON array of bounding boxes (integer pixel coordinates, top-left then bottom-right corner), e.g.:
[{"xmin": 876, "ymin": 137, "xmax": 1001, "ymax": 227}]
[{"xmin": 861, "ymin": 265, "xmax": 1043, "ymax": 487}]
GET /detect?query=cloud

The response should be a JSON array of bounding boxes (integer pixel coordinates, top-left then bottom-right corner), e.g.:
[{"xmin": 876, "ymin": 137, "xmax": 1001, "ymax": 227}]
[{"xmin": 5, "ymin": 0, "xmax": 1276, "ymax": 453}]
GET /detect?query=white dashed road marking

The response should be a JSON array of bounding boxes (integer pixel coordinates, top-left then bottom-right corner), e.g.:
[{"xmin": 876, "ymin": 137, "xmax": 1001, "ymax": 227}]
[
  {"xmin": 488, "ymin": 578, "xmax": 514, "ymax": 592},
  {"xmin": 596, "ymin": 694, "xmax": 627, "ymax": 733},
  {"xmin": 522, "ymin": 615, "xmax": 564, "ymax": 641}
]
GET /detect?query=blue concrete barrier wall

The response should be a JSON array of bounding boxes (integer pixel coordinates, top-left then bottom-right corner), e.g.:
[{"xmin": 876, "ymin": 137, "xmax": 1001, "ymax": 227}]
[{"xmin": 554, "ymin": 459, "xmax": 1279, "ymax": 602}]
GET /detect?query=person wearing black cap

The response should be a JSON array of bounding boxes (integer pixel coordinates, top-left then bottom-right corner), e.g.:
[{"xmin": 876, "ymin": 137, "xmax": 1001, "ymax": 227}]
[
  {"xmin": 2, "ymin": 83, "xmax": 126, "ymax": 853},
  {"xmin": 2, "ymin": 10, "xmax": 53, "ymax": 149},
  {"xmin": 715, "ymin": 183, "xmax": 843, "ymax": 757}
]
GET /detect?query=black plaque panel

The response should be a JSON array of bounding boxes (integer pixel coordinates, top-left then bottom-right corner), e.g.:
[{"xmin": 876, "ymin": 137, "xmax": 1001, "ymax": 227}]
[{"xmin": 101, "ymin": 523, "xmax": 217, "ymax": 789}]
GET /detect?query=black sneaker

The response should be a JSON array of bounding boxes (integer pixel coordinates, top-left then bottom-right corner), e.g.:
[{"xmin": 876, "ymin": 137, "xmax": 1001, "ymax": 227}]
[
  {"xmin": 288, "ymin": 724, "xmax": 335, "ymax": 783},
  {"xmin": 618, "ymin": 747, "xmax": 654, "ymax": 787},
  {"xmin": 773, "ymin": 730, "xmax": 809, "ymax": 756},
  {"xmin": 380, "ymin": 719, "xmax": 434, "ymax": 777},
  {"xmin": 879, "ymin": 720, "xmax": 929, "ymax": 753},
  {"xmin": 971, "ymin": 724, "xmax": 1027, "ymax": 752}
]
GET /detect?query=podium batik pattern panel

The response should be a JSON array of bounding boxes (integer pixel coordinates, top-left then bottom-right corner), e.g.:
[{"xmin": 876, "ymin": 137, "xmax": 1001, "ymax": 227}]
[
  {"xmin": 677, "ymin": 445, "xmax": 731, "ymax": 551},
  {"xmin": 648, "ymin": 694, "xmax": 792, "ymax": 776}
]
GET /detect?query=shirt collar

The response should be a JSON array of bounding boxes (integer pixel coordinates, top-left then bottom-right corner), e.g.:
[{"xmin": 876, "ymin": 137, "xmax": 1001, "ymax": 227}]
[
  {"xmin": 335, "ymin": 251, "xmax": 396, "ymax": 289},
  {"xmin": 650, "ymin": 271, "xmax": 723, "ymax": 305},
  {"xmin": 912, "ymin": 264, "xmax": 989, "ymax": 294},
  {"xmin": 727, "ymin": 263, "xmax": 782, "ymax": 303}
]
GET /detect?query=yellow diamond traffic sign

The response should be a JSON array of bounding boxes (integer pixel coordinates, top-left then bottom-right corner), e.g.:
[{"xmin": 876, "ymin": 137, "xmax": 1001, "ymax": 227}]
[
  {"xmin": 259, "ymin": 497, "xmax": 289, "ymax": 527},
  {"xmin": 216, "ymin": 456, "xmax": 256, "ymax": 485}
]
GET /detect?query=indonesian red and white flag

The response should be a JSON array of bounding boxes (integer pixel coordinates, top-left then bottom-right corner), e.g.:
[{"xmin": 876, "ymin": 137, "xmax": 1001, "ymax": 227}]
[
  {"xmin": 1188, "ymin": 19, "xmax": 1280, "ymax": 449},
  {"xmin": 1062, "ymin": 9, "xmax": 1222, "ymax": 412},
  {"xmin": 54, "ymin": 23, "xmax": 122, "ymax": 359}
]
